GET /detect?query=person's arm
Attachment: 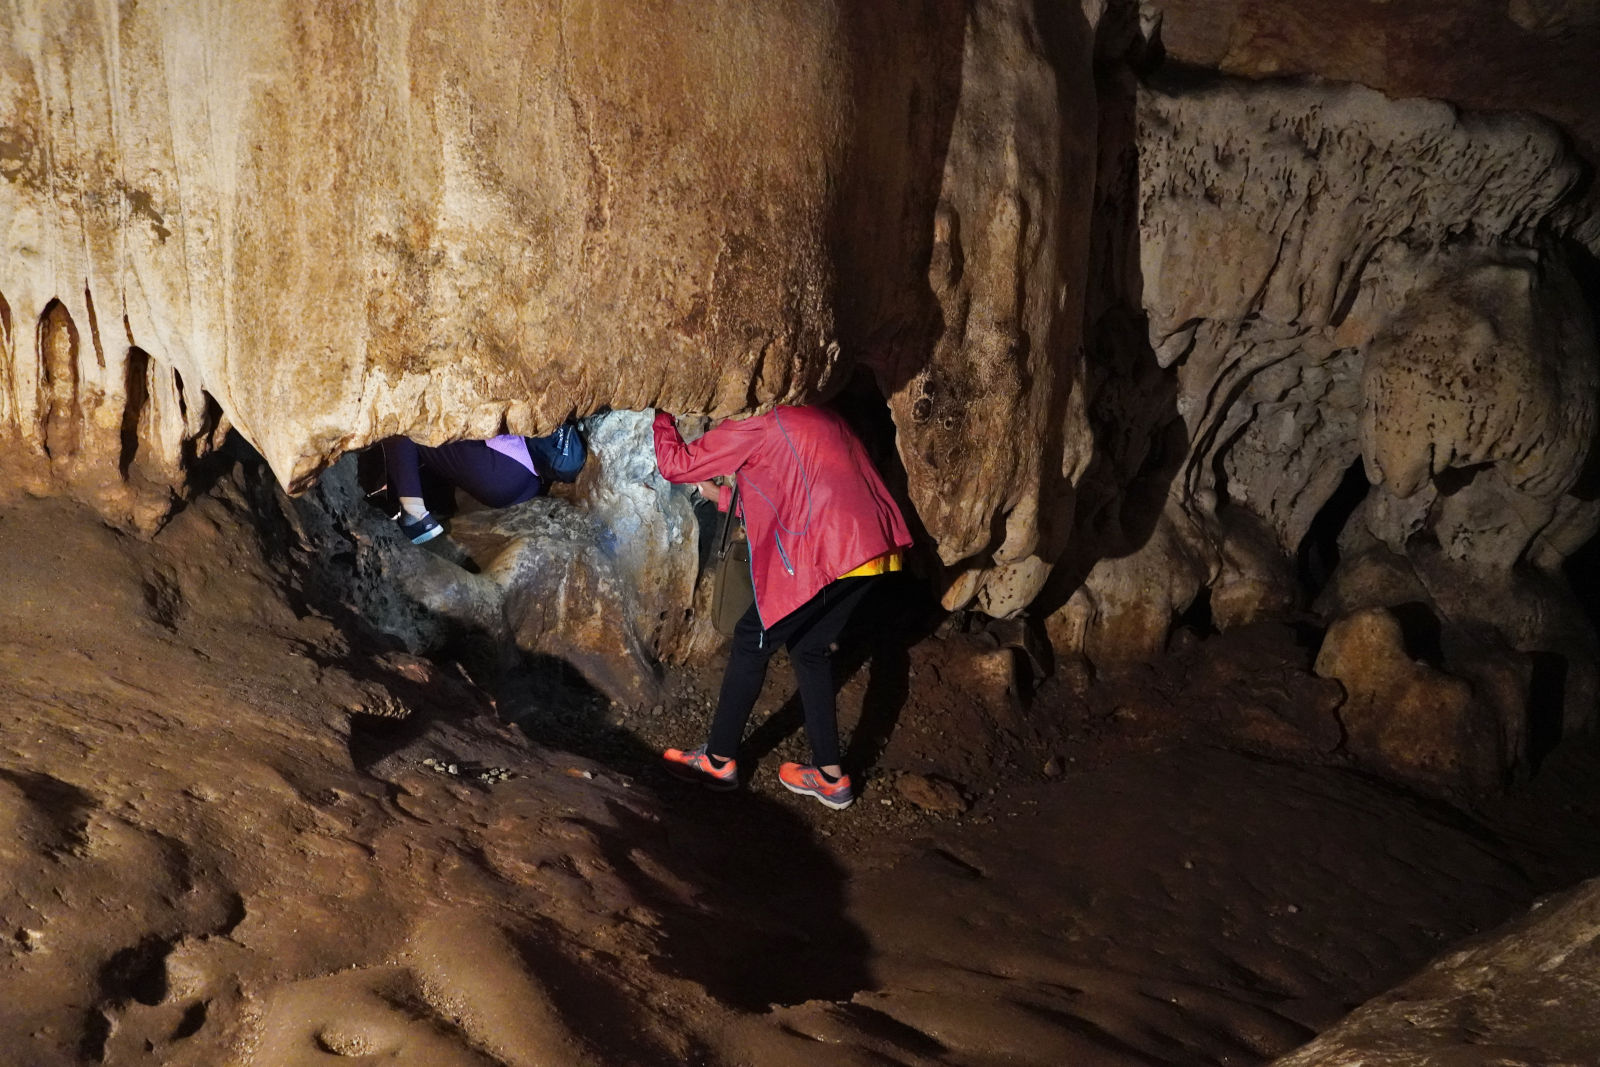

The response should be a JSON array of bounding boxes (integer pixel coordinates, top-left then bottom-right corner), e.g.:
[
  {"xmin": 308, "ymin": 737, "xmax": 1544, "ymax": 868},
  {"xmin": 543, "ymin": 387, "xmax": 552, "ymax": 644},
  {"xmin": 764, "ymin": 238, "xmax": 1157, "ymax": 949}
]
[
  {"xmin": 692, "ymin": 479, "xmax": 735, "ymax": 512},
  {"xmin": 652, "ymin": 411, "xmax": 763, "ymax": 485},
  {"xmin": 691, "ymin": 480, "xmax": 735, "ymax": 512}
]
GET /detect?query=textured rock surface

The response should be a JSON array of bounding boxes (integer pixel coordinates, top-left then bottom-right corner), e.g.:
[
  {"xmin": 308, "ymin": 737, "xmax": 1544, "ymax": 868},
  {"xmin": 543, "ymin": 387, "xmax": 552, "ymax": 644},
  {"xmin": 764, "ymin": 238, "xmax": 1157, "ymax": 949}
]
[
  {"xmin": 0, "ymin": 0, "xmax": 1095, "ymax": 619},
  {"xmin": 0, "ymin": 0, "xmax": 853, "ymax": 496},
  {"xmin": 1361, "ymin": 255, "xmax": 1597, "ymax": 557},
  {"xmin": 491, "ymin": 413, "xmax": 707, "ymax": 706},
  {"xmin": 294, "ymin": 411, "xmax": 705, "ymax": 705},
  {"xmin": 1273, "ymin": 877, "xmax": 1600, "ymax": 1066},
  {"xmin": 1146, "ymin": 0, "xmax": 1600, "ymax": 181},
  {"xmin": 1313, "ymin": 607, "xmax": 1520, "ymax": 793},
  {"xmin": 1057, "ymin": 75, "xmax": 1600, "ymax": 771},
  {"xmin": 885, "ymin": 0, "xmax": 1098, "ymax": 618},
  {"xmin": 2, "ymin": 0, "xmax": 1598, "ymax": 713}
]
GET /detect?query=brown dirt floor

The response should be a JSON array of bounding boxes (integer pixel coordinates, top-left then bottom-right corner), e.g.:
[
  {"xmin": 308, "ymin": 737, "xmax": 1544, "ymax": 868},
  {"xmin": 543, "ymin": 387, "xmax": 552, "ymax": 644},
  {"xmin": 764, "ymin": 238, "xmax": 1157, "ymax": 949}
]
[{"xmin": 3, "ymin": 481, "xmax": 1600, "ymax": 1065}]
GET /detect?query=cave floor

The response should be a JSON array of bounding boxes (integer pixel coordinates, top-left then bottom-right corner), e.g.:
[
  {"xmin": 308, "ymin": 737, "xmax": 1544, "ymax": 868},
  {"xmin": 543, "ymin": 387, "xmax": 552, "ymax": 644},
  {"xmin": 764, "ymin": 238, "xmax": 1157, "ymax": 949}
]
[{"xmin": 3, "ymin": 487, "xmax": 1600, "ymax": 1066}]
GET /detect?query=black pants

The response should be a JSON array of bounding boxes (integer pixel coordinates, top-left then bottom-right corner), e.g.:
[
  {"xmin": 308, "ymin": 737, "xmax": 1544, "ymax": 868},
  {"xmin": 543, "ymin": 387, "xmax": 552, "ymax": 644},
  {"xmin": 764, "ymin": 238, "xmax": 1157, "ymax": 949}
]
[
  {"xmin": 707, "ymin": 576, "xmax": 876, "ymax": 768},
  {"xmin": 381, "ymin": 436, "xmax": 543, "ymax": 509}
]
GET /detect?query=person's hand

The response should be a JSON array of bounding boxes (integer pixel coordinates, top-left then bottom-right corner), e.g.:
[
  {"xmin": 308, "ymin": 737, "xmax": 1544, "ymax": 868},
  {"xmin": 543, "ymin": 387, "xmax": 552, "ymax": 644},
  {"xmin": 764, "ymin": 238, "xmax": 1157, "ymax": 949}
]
[{"xmin": 695, "ymin": 480, "xmax": 721, "ymax": 498}]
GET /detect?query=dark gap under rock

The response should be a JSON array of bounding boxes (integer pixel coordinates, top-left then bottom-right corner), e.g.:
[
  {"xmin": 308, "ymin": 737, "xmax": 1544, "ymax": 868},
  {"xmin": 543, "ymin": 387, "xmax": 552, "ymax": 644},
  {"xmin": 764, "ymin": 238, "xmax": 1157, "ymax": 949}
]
[{"xmin": 1297, "ymin": 458, "xmax": 1370, "ymax": 603}]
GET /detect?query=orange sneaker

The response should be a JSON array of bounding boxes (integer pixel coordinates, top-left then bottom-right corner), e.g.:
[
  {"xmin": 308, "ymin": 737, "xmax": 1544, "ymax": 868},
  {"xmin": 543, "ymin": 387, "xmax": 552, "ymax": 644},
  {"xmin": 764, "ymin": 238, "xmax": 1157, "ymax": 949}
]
[
  {"xmin": 777, "ymin": 762, "xmax": 855, "ymax": 810},
  {"xmin": 662, "ymin": 745, "xmax": 738, "ymax": 791}
]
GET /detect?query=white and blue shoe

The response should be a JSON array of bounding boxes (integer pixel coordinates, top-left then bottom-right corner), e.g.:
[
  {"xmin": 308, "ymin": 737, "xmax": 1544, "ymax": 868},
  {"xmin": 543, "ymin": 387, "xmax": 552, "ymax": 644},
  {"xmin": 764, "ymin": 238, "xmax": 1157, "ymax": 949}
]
[{"xmin": 396, "ymin": 512, "xmax": 444, "ymax": 545}]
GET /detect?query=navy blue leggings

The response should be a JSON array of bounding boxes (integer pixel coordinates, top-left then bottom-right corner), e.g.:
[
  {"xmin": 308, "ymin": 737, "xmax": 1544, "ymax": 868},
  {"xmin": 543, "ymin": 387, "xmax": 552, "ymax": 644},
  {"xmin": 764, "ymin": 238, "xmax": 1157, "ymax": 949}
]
[
  {"xmin": 381, "ymin": 436, "xmax": 543, "ymax": 509},
  {"xmin": 707, "ymin": 576, "xmax": 877, "ymax": 768}
]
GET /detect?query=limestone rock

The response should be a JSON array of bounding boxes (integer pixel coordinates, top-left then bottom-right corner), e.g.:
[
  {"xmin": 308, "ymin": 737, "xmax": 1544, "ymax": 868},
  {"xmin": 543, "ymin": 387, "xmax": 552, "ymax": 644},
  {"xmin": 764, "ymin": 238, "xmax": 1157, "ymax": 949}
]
[
  {"xmin": 1319, "ymin": 544, "xmax": 1598, "ymax": 753},
  {"xmin": 894, "ymin": 773, "xmax": 970, "ymax": 815},
  {"xmin": 292, "ymin": 410, "xmax": 703, "ymax": 704},
  {"xmin": 1210, "ymin": 508, "xmax": 1297, "ymax": 631},
  {"xmin": 1360, "ymin": 254, "xmax": 1597, "ymax": 529},
  {"xmin": 0, "ymin": 0, "xmax": 851, "ymax": 488},
  {"xmin": 1313, "ymin": 546, "xmax": 1431, "ymax": 620},
  {"xmin": 888, "ymin": 0, "xmax": 1099, "ymax": 618},
  {"xmin": 1314, "ymin": 608, "xmax": 1517, "ymax": 792},
  {"xmin": 1052, "ymin": 498, "xmax": 1217, "ymax": 667},
  {"xmin": 0, "ymin": 0, "xmax": 1096, "ymax": 620},
  {"xmin": 1063, "ymin": 72, "xmax": 1599, "ymax": 716},
  {"xmin": 3, "ymin": 0, "xmax": 1598, "ymax": 681},
  {"xmin": 1272, "ymin": 877, "xmax": 1600, "ymax": 1066},
  {"xmin": 1507, "ymin": 0, "xmax": 1600, "ymax": 33},
  {"xmin": 1146, "ymin": 0, "xmax": 1600, "ymax": 172}
]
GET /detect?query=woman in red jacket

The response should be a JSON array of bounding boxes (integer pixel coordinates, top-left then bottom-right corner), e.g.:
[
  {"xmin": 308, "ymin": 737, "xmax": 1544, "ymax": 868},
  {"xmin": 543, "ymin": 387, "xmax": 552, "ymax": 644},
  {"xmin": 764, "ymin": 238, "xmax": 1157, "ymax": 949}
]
[{"xmin": 653, "ymin": 405, "xmax": 912, "ymax": 809}]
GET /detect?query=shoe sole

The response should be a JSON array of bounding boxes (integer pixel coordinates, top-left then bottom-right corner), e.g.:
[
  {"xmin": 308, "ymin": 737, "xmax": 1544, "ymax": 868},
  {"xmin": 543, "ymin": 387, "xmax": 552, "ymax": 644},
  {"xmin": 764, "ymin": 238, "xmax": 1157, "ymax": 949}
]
[
  {"xmin": 664, "ymin": 762, "xmax": 738, "ymax": 792},
  {"xmin": 780, "ymin": 778, "xmax": 854, "ymax": 810},
  {"xmin": 410, "ymin": 525, "xmax": 444, "ymax": 545}
]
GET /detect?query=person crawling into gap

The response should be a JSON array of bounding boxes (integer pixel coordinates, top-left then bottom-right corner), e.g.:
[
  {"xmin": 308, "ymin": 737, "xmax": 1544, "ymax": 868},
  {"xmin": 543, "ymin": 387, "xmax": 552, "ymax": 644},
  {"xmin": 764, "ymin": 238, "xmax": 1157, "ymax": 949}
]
[
  {"xmin": 381, "ymin": 422, "xmax": 586, "ymax": 544},
  {"xmin": 652, "ymin": 404, "xmax": 912, "ymax": 810}
]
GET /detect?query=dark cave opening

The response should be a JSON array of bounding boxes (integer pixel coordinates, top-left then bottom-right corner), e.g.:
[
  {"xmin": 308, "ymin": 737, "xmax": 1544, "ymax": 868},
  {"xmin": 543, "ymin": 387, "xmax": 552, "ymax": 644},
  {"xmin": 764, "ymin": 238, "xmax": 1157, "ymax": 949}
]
[
  {"xmin": 1172, "ymin": 584, "xmax": 1216, "ymax": 641},
  {"xmin": 1297, "ymin": 458, "xmax": 1371, "ymax": 603},
  {"xmin": 1564, "ymin": 234, "xmax": 1600, "ymax": 631},
  {"xmin": 1387, "ymin": 600, "xmax": 1445, "ymax": 668},
  {"xmin": 1528, "ymin": 650, "xmax": 1569, "ymax": 769},
  {"xmin": 1565, "ymin": 530, "xmax": 1600, "ymax": 634}
]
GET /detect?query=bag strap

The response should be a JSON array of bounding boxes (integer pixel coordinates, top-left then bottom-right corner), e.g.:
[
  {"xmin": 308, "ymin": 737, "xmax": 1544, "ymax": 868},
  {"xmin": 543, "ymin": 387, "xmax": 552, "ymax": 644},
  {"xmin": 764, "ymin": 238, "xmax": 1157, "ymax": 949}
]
[{"xmin": 715, "ymin": 481, "xmax": 741, "ymax": 559}]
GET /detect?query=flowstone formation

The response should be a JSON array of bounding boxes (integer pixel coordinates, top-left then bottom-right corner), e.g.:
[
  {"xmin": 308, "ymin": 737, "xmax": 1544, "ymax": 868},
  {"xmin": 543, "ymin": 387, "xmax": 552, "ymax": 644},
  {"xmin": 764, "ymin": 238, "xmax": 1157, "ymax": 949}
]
[
  {"xmin": 0, "ymin": 0, "xmax": 1087, "ymax": 621},
  {"xmin": 1055, "ymin": 77, "xmax": 1600, "ymax": 789}
]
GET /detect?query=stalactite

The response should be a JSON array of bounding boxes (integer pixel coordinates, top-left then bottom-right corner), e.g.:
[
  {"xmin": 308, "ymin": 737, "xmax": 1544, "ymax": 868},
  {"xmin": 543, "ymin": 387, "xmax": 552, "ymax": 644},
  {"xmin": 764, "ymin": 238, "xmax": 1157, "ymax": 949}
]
[
  {"xmin": 0, "ymin": 289, "xmax": 13, "ymax": 436},
  {"xmin": 36, "ymin": 300, "xmax": 80, "ymax": 465},
  {"xmin": 118, "ymin": 347, "xmax": 151, "ymax": 479}
]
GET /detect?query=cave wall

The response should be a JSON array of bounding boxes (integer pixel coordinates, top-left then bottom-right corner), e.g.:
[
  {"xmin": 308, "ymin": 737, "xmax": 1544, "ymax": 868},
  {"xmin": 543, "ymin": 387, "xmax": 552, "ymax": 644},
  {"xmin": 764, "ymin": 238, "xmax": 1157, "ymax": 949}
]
[
  {"xmin": 0, "ymin": 0, "xmax": 856, "ymax": 500},
  {"xmin": 3, "ymin": 1, "xmax": 1600, "ymax": 762},
  {"xmin": 1053, "ymin": 74, "xmax": 1600, "ymax": 783},
  {"xmin": 0, "ymin": 0, "xmax": 1099, "ymax": 624}
]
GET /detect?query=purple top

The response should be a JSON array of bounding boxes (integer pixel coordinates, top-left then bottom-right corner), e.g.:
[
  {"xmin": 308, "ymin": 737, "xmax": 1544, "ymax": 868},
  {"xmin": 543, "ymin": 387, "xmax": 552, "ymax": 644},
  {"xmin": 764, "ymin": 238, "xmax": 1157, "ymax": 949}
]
[{"xmin": 485, "ymin": 434, "xmax": 536, "ymax": 475}]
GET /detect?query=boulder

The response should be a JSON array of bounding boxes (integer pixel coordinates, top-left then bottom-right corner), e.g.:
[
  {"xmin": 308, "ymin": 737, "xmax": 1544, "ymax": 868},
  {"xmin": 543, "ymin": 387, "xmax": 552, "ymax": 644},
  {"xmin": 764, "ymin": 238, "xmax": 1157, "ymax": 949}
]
[
  {"xmin": 1314, "ymin": 607, "xmax": 1521, "ymax": 792},
  {"xmin": 1273, "ymin": 876, "xmax": 1600, "ymax": 1066},
  {"xmin": 292, "ymin": 410, "xmax": 705, "ymax": 704}
]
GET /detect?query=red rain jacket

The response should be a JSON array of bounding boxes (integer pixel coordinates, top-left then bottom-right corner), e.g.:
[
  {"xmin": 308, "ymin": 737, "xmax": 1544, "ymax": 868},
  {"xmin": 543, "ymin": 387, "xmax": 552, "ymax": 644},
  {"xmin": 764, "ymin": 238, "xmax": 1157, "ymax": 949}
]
[{"xmin": 653, "ymin": 406, "xmax": 913, "ymax": 627}]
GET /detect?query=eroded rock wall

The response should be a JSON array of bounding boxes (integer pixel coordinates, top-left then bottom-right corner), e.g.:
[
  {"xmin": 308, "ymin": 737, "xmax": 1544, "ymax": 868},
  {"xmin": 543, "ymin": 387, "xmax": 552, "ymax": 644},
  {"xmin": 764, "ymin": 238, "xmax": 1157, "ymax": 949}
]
[
  {"xmin": 1056, "ymin": 75, "xmax": 1600, "ymax": 782},
  {"xmin": 290, "ymin": 410, "xmax": 707, "ymax": 708},
  {"xmin": 0, "ymin": 1, "xmax": 852, "ymax": 494},
  {"xmin": 0, "ymin": 0, "xmax": 1097, "ymax": 619}
]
